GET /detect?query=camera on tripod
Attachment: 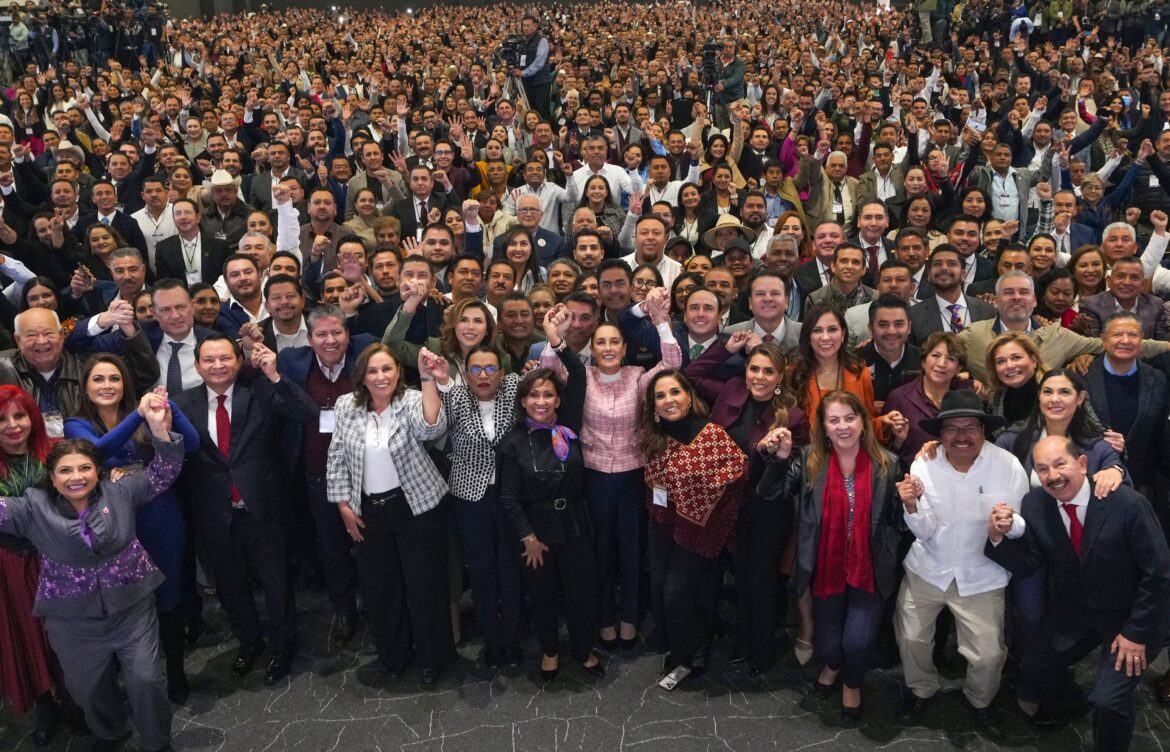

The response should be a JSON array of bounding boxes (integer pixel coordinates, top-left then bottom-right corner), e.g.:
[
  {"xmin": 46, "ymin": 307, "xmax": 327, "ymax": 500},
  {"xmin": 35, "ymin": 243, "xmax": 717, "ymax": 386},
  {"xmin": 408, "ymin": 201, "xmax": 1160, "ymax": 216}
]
[
  {"xmin": 700, "ymin": 39, "xmax": 723, "ymax": 87},
  {"xmin": 498, "ymin": 35, "xmax": 525, "ymax": 68}
]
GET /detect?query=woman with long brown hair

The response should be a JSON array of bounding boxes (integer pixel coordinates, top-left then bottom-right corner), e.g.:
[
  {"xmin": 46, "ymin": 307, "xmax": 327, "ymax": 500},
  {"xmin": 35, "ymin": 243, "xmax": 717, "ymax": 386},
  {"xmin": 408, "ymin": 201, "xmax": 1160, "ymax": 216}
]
[
  {"xmin": 641, "ymin": 370, "xmax": 747, "ymax": 690},
  {"xmin": 684, "ymin": 334, "xmax": 809, "ymax": 673},
  {"xmin": 756, "ymin": 391, "xmax": 903, "ymax": 720}
]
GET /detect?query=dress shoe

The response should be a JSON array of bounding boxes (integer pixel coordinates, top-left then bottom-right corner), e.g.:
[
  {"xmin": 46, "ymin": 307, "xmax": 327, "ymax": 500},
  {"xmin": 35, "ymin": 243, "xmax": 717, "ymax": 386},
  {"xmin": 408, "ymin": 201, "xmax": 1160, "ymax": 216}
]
[
  {"xmin": 540, "ymin": 655, "xmax": 560, "ymax": 682},
  {"xmin": 814, "ymin": 681, "xmax": 836, "ymax": 698},
  {"xmin": 334, "ymin": 613, "xmax": 357, "ymax": 646},
  {"xmin": 420, "ymin": 667, "xmax": 439, "ymax": 686},
  {"xmin": 503, "ymin": 644, "xmax": 523, "ymax": 669},
  {"xmin": 619, "ymin": 635, "xmax": 639, "ymax": 652},
  {"xmin": 581, "ymin": 657, "xmax": 605, "ymax": 678},
  {"xmin": 1029, "ymin": 701, "xmax": 1092, "ymax": 728},
  {"xmin": 895, "ymin": 692, "xmax": 929, "ymax": 723},
  {"xmin": 32, "ymin": 693, "xmax": 57, "ymax": 748},
  {"xmin": 840, "ymin": 703, "xmax": 862, "ymax": 723},
  {"xmin": 482, "ymin": 647, "xmax": 502, "ymax": 672},
  {"xmin": 263, "ymin": 652, "xmax": 294, "ymax": 685},
  {"xmin": 1157, "ymin": 669, "xmax": 1170, "ymax": 705},
  {"xmin": 961, "ymin": 694, "xmax": 1005, "ymax": 739},
  {"xmin": 166, "ymin": 670, "xmax": 190, "ymax": 706},
  {"xmin": 231, "ymin": 641, "xmax": 264, "ymax": 677}
]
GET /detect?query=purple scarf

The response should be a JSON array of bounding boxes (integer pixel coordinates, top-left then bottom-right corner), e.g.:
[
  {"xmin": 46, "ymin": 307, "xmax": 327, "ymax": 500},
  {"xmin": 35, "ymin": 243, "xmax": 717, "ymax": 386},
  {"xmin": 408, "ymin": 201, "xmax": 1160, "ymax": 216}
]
[
  {"xmin": 76, "ymin": 506, "xmax": 96, "ymax": 549},
  {"xmin": 525, "ymin": 418, "xmax": 577, "ymax": 462}
]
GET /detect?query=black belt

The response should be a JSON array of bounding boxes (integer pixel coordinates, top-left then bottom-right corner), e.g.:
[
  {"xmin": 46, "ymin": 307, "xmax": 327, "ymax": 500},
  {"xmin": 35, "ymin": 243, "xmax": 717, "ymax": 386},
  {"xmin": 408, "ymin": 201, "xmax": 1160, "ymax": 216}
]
[
  {"xmin": 362, "ymin": 488, "xmax": 405, "ymax": 507},
  {"xmin": 532, "ymin": 496, "xmax": 569, "ymax": 511}
]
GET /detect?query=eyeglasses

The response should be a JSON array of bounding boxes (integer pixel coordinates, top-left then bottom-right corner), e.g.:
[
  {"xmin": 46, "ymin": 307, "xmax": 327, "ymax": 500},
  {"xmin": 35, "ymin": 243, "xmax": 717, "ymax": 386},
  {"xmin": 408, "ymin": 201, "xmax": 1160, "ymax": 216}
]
[
  {"xmin": 516, "ymin": 207, "xmax": 541, "ymax": 214},
  {"xmin": 433, "ymin": 149, "xmax": 454, "ymax": 156},
  {"xmin": 468, "ymin": 365, "xmax": 499, "ymax": 376},
  {"xmin": 940, "ymin": 424, "xmax": 984, "ymax": 438},
  {"xmin": 633, "ymin": 279, "xmax": 658, "ymax": 289}
]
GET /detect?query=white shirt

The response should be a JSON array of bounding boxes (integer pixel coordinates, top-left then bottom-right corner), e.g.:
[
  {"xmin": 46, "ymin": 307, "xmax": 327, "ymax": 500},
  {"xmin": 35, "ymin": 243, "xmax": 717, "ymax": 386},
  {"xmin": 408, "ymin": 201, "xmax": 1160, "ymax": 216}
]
[
  {"xmin": 503, "ymin": 182, "xmax": 572, "ymax": 233},
  {"xmin": 874, "ymin": 169, "xmax": 897, "ymax": 202},
  {"xmin": 751, "ymin": 318, "xmax": 786, "ymax": 342},
  {"xmin": 990, "ymin": 169, "xmax": 1021, "ymax": 222},
  {"xmin": 935, "ymin": 294, "xmax": 968, "ymax": 332},
  {"xmin": 750, "ymin": 224, "xmax": 775, "ymax": 260},
  {"xmin": 904, "ymin": 443, "xmax": 1029, "ymax": 596},
  {"xmin": 362, "ymin": 403, "xmax": 403, "ymax": 495},
  {"xmin": 273, "ymin": 317, "xmax": 309, "ymax": 351},
  {"xmin": 178, "ymin": 232, "xmax": 202, "ymax": 280},
  {"xmin": 570, "ymin": 163, "xmax": 633, "ymax": 205},
  {"xmin": 687, "ymin": 334, "xmax": 717, "ymax": 358},
  {"xmin": 619, "ymin": 251, "xmax": 681, "ymax": 287},
  {"xmin": 157, "ymin": 329, "xmax": 200, "ymax": 391},
  {"xmin": 132, "ymin": 204, "xmax": 178, "ymax": 272},
  {"xmin": 206, "ymin": 385, "xmax": 234, "ymax": 452},
  {"xmin": 1054, "ymin": 478, "xmax": 1090, "ymax": 535}
]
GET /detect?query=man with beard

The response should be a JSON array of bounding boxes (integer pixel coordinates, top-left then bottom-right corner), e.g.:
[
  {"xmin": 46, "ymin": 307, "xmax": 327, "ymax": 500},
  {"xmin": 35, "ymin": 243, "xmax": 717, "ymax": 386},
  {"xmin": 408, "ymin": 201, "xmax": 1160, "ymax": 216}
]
[
  {"xmin": 571, "ymin": 228, "xmax": 605, "ymax": 274},
  {"xmin": 217, "ymin": 254, "xmax": 266, "ymax": 338},
  {"xmin": 484, "ymin": 259, "xmax": 516, "ymax": 310},
  {"xmin": 945, "ymin": 215, "xmax": 996, "ymax": 292},
  {"xmin": 908, "ymin": 246, "xmax": 996, "ymax": 345}
]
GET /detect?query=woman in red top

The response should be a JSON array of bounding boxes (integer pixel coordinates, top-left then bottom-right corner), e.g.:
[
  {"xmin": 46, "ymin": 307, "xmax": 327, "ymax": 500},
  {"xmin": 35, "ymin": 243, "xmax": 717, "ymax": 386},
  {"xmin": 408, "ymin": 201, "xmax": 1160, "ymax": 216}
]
[{"xmin": 756, "ymin": 391, "xmax": 903, "ymax": 721}]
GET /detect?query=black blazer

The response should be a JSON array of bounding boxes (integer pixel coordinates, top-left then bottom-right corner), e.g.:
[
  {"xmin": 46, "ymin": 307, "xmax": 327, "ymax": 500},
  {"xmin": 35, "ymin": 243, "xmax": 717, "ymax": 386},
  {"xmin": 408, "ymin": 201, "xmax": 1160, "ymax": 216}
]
[
  {"xmin": 173, "ymin": 379, "xmax": 318, "ymax": 535},
  {"xmin": 154, "ymin": 233, "xmax": 231, "ymax": 286},
  {"xmin": 986, "ymin": 484, "xmax": 1170, "ymax": 650},
  {"xmin": 793, "ymin": 259, "xmax": 829, "ymax": 296},
  {"xmin": 850, "ymin": 236, "xmax": 895, "ymax": 287},
  {"xmin": 390, "ymin": 193, "xmax": 450, "ymax": 241},
  {"xmin": 1084, "ymin": 356, "xmax": 1167, "ymax": 486},
  {"xmin": 907, "ymin": 293, "xmax": 997, "ymax": 345},
  {"xmin": 74, "ymin": 211, "xmax": 149, "ymax": 259}
]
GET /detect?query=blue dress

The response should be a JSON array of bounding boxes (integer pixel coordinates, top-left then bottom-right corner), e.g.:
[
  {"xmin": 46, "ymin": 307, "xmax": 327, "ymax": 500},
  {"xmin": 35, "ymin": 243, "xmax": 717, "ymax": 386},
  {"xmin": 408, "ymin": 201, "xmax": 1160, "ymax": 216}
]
[{"xmin": 64, "ymin": 402, "xmax": 200, "ymax": 613}]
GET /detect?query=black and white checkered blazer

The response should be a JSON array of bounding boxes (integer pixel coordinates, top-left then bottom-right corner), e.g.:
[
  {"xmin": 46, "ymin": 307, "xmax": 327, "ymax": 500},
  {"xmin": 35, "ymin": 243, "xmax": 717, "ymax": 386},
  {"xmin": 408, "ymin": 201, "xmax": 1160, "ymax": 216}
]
[{"xmin": 442, "ymin": 373, "xmax": 521, "ymax": 501}]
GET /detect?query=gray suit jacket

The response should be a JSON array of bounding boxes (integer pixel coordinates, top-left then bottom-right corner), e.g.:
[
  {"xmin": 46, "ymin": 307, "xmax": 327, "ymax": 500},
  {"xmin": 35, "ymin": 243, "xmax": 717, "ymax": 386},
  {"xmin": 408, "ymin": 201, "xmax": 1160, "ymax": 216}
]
[
  {"xmin": 344, "ymin": 169, "xmax": 407, "ymax": 221},
  {"xmin": 968, "ymin": 151, "xmax": 1057, "ymax": 230},
  {"xmin": 723, "ymin": 316, "xmax": 801, "ymax": 353}
]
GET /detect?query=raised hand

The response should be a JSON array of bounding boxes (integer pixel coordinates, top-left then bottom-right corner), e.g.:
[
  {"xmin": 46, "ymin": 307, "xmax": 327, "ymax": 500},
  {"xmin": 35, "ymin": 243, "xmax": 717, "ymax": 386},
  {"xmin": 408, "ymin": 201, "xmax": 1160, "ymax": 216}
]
[
  {"xmin": 250, "ymin": 343, "xmax": 280, "ymax": 382},
  {"xmin": 756, "ymin": 426, "xmax": 793, "ymax": 459},
  {"xmin": 725, "ymin": 329, "xmax": 752, "ymax": 354},
  {"xmin": 896, "ymin": 473, "xmax": 924, "ymax": 512}
]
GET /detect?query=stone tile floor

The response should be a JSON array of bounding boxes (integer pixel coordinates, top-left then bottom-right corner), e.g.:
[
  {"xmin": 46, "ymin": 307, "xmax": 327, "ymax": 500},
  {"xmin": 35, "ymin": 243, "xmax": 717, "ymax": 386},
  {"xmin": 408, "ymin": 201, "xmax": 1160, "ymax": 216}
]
[{"xmin": 3, "ymin": 589, "xmax": 1168, "ymax": 751}]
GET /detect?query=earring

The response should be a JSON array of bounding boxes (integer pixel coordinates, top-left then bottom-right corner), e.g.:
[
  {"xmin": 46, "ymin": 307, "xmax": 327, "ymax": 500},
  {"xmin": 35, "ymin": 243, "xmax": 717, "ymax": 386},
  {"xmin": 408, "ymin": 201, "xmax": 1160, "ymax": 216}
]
[
  {"xmin": 774, "ymin": 386, "xmax": 782, "ymax": 395},
  {"xmin": 654, "ymin": 414, "xmax": 660, "ymax": 423}
]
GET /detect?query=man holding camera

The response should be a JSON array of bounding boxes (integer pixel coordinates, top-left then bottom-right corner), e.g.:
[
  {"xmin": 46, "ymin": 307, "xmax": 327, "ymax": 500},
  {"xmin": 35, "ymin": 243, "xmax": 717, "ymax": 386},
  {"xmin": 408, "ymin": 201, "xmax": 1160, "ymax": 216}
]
[
  {"xmin": 510, "ymin": 14, "xmax": 552, "ymax": 122},
  {"xmin": 711, "ymin": 37, "xmax": 745, "ymax": 130}
]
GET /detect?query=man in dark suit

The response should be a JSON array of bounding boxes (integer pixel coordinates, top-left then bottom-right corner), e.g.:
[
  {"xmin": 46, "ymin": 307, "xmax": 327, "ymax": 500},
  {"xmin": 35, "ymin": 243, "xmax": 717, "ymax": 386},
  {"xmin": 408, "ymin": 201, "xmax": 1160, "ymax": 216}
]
[
  {"xmin": 275, "ymin": 306, "xmax": 377, "ymax": 643},
  {"xmin": 1084, "ymin": 312, "xmax": 1168, "ymax": 493},
  {"xmin": 173, "ymin": 334, "xmax": 317, "ymax": 686},
  {"xmin": 155, "ymin": 199, "xmax": 231, "ymax": 287},
  {"xmin": 908, "ymin": 245, "xmax": 997, "ymax": 345},
  {"xmin": 75, "ymin": 180, "xmax": 149, "ymax": 256},
  {"xmin": 985, "ymin": 436, "xmax": 1170, "ymax": 750},
  {"xmin": 793, "ymin": 221, "xmax": 845, "ymax": 297},
  {"xmin": 947, "ymin": 215, "xmax": 996, "ymax": 292},
  {"xmin": 389, "ymin": 165, "xmax": 450, "ymax": 241},
  {"xmin": 966, "ymin": 243, "xmax": 1031, "ymax": 299},
  {"xmin": 489, "ymin": 193, "xmax": 564, "ymax": 266},
  {"xmin": 852, "ymin": 199, "xmax": 897, "ymax": 287},
  {"xmin": 66, "ymin": 278, "xmax": 214, "ymax": 394},
  {"xmin": 622, "ymin": 287, "xmax": 729, "ymax": 367},
  {"xmin": 248, "ymin": 141, "xmax": 307, "ymax": 213}
]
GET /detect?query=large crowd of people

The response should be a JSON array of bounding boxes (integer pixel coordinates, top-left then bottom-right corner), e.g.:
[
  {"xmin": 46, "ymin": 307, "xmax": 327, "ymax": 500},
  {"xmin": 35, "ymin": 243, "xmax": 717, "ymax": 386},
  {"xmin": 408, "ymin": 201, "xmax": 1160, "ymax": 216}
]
[{"xmin": 1, "ymin": 0, "xmax": 1170, "ymax": 750}]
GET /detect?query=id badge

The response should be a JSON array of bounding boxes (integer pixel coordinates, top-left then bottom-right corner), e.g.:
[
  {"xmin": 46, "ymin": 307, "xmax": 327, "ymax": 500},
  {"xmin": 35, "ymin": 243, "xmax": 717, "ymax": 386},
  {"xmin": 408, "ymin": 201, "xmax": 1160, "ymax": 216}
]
[
  {"xmin": 214, "ymin": 231, "xmax": 227, "ymax": 240},
  {"xmin": 185, "ymin": 269, "xmax": 201, "ymax": 286},
  {"xmin": 831, "ymin": 200, "xmax": 843, "ymax": 214},
  {"xmin": 997, "ymin": 194, "xmax": 1013, "ymax": 207},
  {"xmin": 1151, "ymin": 177, "xmax": 1161, "ymax": 189},
  {"xmin": 652, "ymin": 486, "xmax": 668, "ymax": 508},
  {"xmin": 319, "ymin": 409, "xmax": 336, "ymax": 433}
]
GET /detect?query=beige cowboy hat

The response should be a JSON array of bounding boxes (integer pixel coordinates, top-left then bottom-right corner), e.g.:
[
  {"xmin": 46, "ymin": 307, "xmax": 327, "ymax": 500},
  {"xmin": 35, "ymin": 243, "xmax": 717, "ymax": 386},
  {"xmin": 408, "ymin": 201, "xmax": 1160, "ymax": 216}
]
[
  {"xmin": 701, "ymin": 213, "xmax": 756, "ymax": 249},
  {"xmin": 208, "ymin": 169, "xmax": 242, "ymax": 188}
]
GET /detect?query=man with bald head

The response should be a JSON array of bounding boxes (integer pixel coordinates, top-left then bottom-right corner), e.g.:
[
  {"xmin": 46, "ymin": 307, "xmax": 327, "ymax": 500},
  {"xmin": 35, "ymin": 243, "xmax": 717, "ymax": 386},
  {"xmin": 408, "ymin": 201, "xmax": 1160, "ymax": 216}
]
[
  {"xmin": 986, "ymin": 436, "xmax": 1170, "ymax": 749},
  {"xmin": 0, "ymin": 308, "xmax": 158, "ymax": 432}
]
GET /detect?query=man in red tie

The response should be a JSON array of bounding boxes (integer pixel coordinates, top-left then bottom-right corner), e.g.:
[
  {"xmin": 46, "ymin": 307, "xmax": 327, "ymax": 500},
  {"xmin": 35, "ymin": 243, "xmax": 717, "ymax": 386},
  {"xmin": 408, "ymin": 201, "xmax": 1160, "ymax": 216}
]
[
  {"xmin": 985, "ymin": 436, "xmax": 1170, "ymax": 751},
  {"xmin": 172, "ymin": 334, "xmax": 318, "ymax": 687}
]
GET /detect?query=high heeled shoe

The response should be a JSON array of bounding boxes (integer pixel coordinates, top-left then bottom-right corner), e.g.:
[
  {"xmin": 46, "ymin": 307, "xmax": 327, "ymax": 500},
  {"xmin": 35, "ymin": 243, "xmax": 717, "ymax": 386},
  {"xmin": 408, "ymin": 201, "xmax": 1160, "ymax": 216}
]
[
  {"xmin": 540, "ymin": 655, "xmax": 560, "ymax": 682},
  {"xmin": 581, "ymin": 657, "xmax": 605, "ymax": 678}
]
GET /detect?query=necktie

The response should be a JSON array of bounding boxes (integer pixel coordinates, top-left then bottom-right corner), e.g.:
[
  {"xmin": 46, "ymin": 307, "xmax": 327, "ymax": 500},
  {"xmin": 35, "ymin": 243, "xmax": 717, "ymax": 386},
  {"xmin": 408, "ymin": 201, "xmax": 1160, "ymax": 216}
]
[
  {"xmin": 947, "ymin": 303, "xmax": 964, "ymax": 333},
  {"xmin": 866, "ymin": 245, "xmax": 880, "ymax": 277},
  {"xmin": 100, "ymin": 216, "xmax": 111, "ymax": 226},
  {"xmin": 833, "ymin": 184, "xmax": 844, "ymax": 223},
  {"xmin": 167, "ymin": 342, "xmax": 184, "ymax": 395},
  {"xmin": 690, "ymin": 343, "xmax": 704, "ymax": 360},
  {"xmin": 762, "ymin": 333, "xmax": 775, "ymax": 343},
  {"xmin": 418, "ymin": 200, "xmax": 427, "ymax": 228},
  {"xmin": 1062, "ymin": 503, "xmax": 1083, "ymax": 555},
  {"xmin": 216, "ymin": 395, "xmax": 243, "ymax": 507}
]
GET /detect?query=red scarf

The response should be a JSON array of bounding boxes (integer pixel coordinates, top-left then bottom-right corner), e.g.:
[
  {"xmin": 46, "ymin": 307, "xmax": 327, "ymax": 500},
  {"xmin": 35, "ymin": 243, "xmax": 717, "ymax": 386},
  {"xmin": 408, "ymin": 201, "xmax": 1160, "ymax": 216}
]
[{"xmin": 812, "ymin": 450, "xmax": 875, "ymax": 599}]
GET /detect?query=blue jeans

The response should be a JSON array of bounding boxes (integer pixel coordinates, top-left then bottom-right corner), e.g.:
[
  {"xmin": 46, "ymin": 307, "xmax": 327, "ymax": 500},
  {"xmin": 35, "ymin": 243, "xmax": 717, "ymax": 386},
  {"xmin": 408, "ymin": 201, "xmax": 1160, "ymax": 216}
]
[
  {"xmin": 306, "ymin": 473, "xmax": 358, "ymax": 617},
  {"xmin": 451, "ymin": 486, "xmax": 522, "ymax": 651},
  {"xmin": 812, "ymin": 586, "xmax": 885, "ymax": 688},
  {"xmin": 585, "ymin": 468, "xmax": 645, "ymax": 627}
]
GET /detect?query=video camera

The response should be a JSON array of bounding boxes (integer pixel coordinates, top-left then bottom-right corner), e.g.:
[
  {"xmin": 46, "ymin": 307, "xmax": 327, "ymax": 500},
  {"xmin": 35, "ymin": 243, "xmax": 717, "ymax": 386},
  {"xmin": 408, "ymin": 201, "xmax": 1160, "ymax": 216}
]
[
  {"xmin": 498, "ymin": 35, "xmax": 526, "ymax": 68},
  {"xmin": 701, "ymin": 39, "xmax": 723, "ymax": 87}
]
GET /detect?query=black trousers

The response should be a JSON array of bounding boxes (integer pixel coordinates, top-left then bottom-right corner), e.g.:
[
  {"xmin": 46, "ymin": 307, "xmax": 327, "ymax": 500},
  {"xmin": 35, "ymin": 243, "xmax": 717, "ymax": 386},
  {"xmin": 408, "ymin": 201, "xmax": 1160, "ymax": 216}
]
[
  {"xmin": 732, "ymin": 491, "xmax": 793, "ymax": 672},
  {"xmin": 204, "ymin": 508, "xmax": 296, "ymax": 654},
  {"xmin": 355, "ymin": 494, "xmax": 455, "ymax": 672},
  {"xmin": 522, "ymin": 78, "xmax": 552, "ymax": 122},
  {"xmin": 648, "ymin": 525, "xmax": 720, "ymax": 668},
  {"xmin": 520, "ymin": 534, "xmax": 598, "ymax": 663},
  {"xmin": 1022, "ymin": 625, "xmax": 1145, "ymax": 752}
]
